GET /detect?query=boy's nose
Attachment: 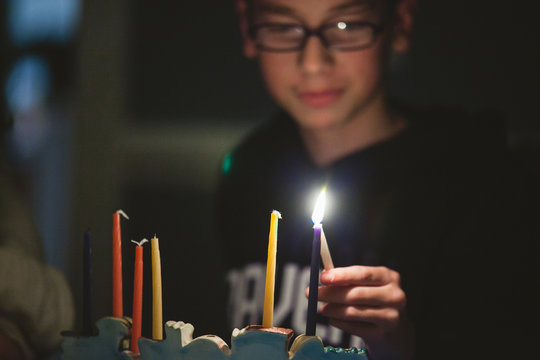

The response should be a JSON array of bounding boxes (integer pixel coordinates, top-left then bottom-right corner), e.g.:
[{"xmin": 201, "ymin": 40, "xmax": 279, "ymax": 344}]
[{"xmin": 298, "ymin": 36, "xmax": 333, "ymax": 75}]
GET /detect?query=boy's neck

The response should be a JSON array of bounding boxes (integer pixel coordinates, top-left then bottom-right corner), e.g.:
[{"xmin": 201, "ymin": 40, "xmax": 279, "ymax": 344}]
[{"xmin": 300, "ymin": 97, "xmax": 406, "ymax": 167}]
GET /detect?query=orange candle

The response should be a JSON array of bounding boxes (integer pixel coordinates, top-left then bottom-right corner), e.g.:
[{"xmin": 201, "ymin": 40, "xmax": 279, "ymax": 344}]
[
  {"xmin": 130, "ymin": 239, "xmax": 147, "ymax": 353},
  {"xmin": 112, "ymin": 210, "xmax": 129, "ymax": 318}
]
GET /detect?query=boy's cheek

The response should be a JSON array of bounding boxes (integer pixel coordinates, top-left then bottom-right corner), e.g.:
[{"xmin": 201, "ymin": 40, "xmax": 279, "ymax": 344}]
[{"xmin": 258, "ymin": 55, "xmax": 296, "ymax": 92}]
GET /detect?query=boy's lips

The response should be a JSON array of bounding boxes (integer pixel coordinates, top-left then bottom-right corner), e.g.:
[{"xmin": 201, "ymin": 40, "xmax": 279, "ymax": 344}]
[{"xmin": 298, "ymin": 89, "xmax": 344, "ymax": 108}]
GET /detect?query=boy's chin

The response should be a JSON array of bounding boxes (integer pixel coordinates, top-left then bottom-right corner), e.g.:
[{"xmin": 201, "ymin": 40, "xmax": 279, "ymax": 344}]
[
  {"xmin": 294, "ymin": 113, "xmax": 346, "ymax": 133},
  {"xmin": 285, "ymin": 104, "xmax": 345, "ymax": 130}
]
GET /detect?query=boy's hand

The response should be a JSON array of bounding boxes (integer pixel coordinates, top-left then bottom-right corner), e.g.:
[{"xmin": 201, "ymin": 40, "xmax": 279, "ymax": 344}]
[{"xmin": 309, "ymin": 266, "xmax": 414, "ymax": 359}]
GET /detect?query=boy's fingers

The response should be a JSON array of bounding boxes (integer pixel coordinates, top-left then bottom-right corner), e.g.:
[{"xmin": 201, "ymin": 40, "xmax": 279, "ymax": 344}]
[
  {"xmin": 320, "ymin": 266, "xmax": 400, "ymax": 286},
  {"xmin": 320, "ymin": 303, "xmax": 400, "ymax": 329},
  {"xmin": 314, "ymin": 284, "xmax": 406, "ymax": 309}
]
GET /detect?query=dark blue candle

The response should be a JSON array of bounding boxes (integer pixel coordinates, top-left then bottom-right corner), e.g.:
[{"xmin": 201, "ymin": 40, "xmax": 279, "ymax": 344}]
[
  {"xmin": 83, "ymin": 229, "xmax": 93, "ymax": 335},
  {"xmin": 306, "ymin": 223, "xmax": 322, "ymax": 336},
  {"xmin": 306, "ymin": 188, "xmax": 326, "ymax": 336}
]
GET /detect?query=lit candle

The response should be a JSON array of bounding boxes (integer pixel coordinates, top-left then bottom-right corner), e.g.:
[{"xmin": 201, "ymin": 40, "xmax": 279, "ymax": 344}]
[
  {"xmin": 151, "ymin": 235, "xmax": 163, "ymax": 340},
  {"xmin": 130, "ymin": 238, "xmax": 148, "ymax": 353},
  {"xmin": 262, "ymin": 210, "xmax": 282, "ymax": 328},
  {"xmin": 112, "ymin": 209, "xmax": 129, "ymax": 318},
  {"xmin": 83, "ymin": 229, "xmax": 93, "ymax": 335},
  {"xmin": 306, "ymin": 188, "xmax": 326, "ymax": 336}
]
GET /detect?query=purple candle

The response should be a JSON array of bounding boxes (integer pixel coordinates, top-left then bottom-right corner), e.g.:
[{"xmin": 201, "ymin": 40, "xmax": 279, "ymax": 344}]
[
  {"xmin": 83, "ymin": 229, "xmax": 93, "ymax": 335},
  {"xmin": 306, "ymin": 188, "xmax": 327, "ymax": 336},
  {"xmin": 306, "ymin": 224, "xmax": 322, "ymax": 336}
]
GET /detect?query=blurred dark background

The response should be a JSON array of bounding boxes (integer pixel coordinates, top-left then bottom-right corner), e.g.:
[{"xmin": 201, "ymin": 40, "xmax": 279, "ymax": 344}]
[{"xmin": 1, "ymin": 0, "xmax": 538, "ymax": 351}]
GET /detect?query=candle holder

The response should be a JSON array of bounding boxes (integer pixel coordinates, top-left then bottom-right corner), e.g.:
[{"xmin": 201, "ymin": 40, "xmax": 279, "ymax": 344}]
[{"xmin": 62, "ymin": 318, "xmax": 368, "ymax": 360}]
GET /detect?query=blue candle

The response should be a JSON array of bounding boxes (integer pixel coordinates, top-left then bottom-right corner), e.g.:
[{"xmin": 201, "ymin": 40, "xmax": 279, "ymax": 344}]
[
  {"xmin": 83, "ymin": 229, "xmax": 93, "ymax": 335},
  {"xmin": 306, "ymin": 224, "xmax": 322, "ymax": 336},
  {"xmin": 306, "ymin": 188, "xmax": 327, "ymax": 336}
]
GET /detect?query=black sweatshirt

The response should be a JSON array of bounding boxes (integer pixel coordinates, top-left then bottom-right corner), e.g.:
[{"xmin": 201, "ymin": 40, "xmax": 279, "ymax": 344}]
[{"xmin": 216, "ymin": 106, "xmax": 539, "ymax": 359}]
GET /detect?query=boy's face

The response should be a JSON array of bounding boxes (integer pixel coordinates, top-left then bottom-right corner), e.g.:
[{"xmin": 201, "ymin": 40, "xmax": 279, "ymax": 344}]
[{"xmin": 238, "ymin": 0, "xmax": 411, "ymax": 132}]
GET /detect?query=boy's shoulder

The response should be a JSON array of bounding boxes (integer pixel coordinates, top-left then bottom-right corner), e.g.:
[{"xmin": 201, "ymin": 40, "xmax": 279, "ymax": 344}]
[
  {"xmin": 407, "ymin": 104, "xmax": 505, "ymax": 138},
  {"xmin": 404, "ymin": 104, "xmax": 507, "ymax": 154}
]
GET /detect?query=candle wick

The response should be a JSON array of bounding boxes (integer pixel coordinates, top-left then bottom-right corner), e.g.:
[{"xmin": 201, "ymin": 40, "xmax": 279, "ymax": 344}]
[
  {"xmin": 116, "ymin": 209, "xmax": 130, "ymax": 220},
  {"xmin": 131, "ymin": 239, "xmax": 149, "ymax": 246}
]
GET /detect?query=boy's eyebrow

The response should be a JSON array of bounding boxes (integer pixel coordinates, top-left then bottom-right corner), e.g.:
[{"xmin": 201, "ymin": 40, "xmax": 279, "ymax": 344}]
[
  {"xmin": 254, "ymin": 0, "xmax": 378, "ymax": 19},
  {"xmin": 254, "ymin": 2, "xmax": 297, "ymax": 17},
  {"xmin": 328, "ymin": 0, "xmax": 377, "ymax": 15}
]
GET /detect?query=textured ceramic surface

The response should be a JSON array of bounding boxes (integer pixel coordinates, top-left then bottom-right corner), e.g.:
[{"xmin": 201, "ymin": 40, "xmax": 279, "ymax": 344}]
[{"xmin": 62, "ymin": 318, "xmax": 368, "ymax": 360}]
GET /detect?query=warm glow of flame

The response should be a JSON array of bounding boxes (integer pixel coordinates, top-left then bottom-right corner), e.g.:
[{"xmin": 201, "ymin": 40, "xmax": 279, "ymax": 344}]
[{"xmin": 311, "ymin": 187, "xmax": 326, "ymax": 225}]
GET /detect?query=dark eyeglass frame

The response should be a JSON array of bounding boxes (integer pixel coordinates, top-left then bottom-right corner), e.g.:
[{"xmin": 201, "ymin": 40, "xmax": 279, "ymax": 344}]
[{"xmin": 249, "ymin": 21, "xmax": 385, "ymax": 52}]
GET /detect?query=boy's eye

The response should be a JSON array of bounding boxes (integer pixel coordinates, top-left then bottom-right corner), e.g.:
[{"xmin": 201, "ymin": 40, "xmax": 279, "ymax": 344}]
[
  {"xmin": 262, "ymin": 24, "xmax": 303, "ymax": 35},
  {"xmin": 331, "ymin": 21, "xmax": 371, "ymax": 32},
  {"xmin": 253, "ymin": 23, "xmax": 305, "ymax": 46},
  {"xmin": 325, "ymin": 21, "xmax": 375, "ymax": 40},
  {"xmin": 337, "ymin": 21, "xmax": 364, "ymax": 30}
]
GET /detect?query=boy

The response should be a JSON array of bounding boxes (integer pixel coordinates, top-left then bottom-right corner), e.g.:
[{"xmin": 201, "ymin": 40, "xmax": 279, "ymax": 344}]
[{"xmin": 216, "ymin": 0, "xmax": 538, "ymax": 358}]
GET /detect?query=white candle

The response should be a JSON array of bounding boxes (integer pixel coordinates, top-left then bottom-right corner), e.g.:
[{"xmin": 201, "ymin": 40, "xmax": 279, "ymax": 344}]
[{"xmin": 320, "ymin": 228, "xmax": 334, "ymax": 270}]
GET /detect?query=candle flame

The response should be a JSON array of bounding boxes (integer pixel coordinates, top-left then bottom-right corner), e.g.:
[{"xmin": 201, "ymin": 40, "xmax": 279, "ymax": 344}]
[{"xmin": 311, "ymin": 187, "xmax": 326, "ymax": 225}]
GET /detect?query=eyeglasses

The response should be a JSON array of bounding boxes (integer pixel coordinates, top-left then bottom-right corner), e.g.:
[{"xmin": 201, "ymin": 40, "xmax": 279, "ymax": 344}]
[{"xmin": 249, "ymin": 21, "xmax": 384, "ymax": 52}]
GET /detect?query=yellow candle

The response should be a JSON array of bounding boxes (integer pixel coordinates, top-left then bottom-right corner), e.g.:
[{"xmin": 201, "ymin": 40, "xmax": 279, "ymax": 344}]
[
  {"xmin": 262, "ymin": 210, "xmax": 281, "ymax": 328},
  {"xmin": 151, "ymin": 235, "xmax": 163, "ymax": 340}
]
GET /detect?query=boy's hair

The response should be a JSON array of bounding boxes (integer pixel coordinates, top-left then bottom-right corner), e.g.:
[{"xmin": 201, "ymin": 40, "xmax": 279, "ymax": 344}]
[{"xmin": 242, "ymin": 0, "xmax": 410, "ymax": 25}]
